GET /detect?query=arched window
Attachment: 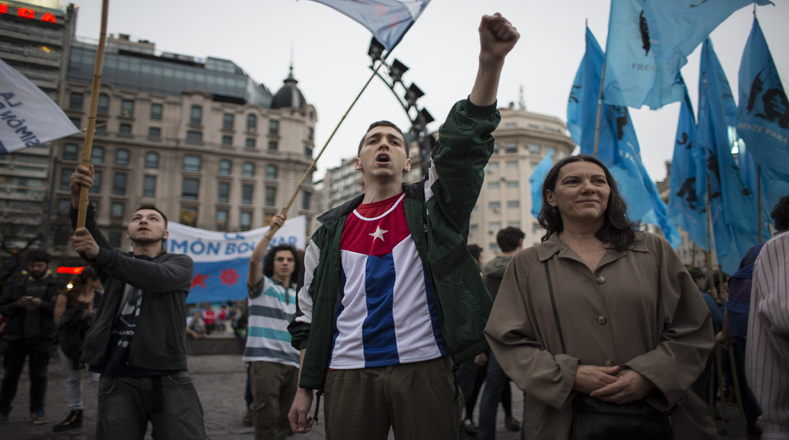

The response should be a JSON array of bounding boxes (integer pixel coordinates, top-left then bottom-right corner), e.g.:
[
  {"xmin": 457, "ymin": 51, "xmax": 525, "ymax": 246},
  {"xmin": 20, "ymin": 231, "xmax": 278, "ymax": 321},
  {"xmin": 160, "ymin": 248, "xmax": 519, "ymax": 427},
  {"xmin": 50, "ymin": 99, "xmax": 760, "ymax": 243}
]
[
  {"xmin": 247, "ymin": 114, "xmax": 257, "ymax": 132},
  {"xmin": 97, "ymin": 93, "xmax": 109, "ymax": 114}
]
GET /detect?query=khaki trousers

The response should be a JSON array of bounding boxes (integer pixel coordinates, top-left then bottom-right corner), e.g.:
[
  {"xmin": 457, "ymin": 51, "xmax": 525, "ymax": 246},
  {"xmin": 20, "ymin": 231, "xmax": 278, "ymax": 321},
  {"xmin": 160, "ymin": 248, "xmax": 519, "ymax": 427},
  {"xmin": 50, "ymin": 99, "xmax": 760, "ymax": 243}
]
[
  {"xmin": 249, "ymin": 361, "xmax": 298, "ymax": 440},
  {"xmin": 324, "ymin": 356, "xmax": 461, "ymax": 440}
]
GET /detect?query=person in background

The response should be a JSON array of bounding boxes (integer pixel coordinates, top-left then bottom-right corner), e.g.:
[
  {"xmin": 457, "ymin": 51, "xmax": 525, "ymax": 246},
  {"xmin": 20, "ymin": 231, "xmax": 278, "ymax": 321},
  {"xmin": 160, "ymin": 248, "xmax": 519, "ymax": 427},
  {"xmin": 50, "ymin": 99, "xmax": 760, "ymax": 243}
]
[
  {"xmin": 52, "ymin": 268, "xmax": 101, "ymax": 432},
  {"xmin": 0, "ymin": 248, "xmax": 65, "ymax": 425},
  {"xmin": 203, "ymin": 304, "xmax": 218, "ymax": 335},
  {"xmin": 186, "ymin": 311, "xmax": 206, "ymax": 339}
]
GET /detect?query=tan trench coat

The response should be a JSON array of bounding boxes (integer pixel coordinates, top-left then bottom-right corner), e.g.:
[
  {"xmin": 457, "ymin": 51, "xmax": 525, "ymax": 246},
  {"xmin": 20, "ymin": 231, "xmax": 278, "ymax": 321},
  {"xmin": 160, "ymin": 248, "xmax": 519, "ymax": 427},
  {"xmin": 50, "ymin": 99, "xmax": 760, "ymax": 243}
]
[{"xmin": 485, "ymin": 232, "xmax": 719, "ymax": 439}]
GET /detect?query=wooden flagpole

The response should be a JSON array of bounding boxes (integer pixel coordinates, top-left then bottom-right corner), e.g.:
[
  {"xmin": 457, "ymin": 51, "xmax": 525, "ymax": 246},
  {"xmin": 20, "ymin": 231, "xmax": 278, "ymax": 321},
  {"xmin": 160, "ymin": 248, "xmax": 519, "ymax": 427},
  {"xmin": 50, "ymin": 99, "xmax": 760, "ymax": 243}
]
[
  {"xmin": 592, "ymin": 63, "xmax": 606, "ymax": 158},
  {"xmin": 757, "ymin": 164, "xmax": 763, "ymax": 244},
  {"xmin": 76, "ymin": 0, "xmax": 109, "ymax": 229},
  {"xmin": 264, "ymin": 62, "xmax": 384, "ymax": 239}
]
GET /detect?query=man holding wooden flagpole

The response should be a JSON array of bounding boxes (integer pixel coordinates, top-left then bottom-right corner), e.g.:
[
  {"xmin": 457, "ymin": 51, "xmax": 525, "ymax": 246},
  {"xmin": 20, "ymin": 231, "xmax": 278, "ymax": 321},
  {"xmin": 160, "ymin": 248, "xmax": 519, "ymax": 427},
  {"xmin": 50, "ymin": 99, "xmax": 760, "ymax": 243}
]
[{"xmin": 287, "ymin": 13, "xmax": 519, "ymax": 439}]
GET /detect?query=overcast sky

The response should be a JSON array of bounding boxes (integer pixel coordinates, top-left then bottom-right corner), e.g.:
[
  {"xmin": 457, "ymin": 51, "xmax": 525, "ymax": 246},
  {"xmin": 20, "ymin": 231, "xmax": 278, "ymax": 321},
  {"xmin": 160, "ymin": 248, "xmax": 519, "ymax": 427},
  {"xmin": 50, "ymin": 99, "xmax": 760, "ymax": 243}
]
[{"xmin": 66, "ymin": 0, "xmax": 789, "ymax": 182}]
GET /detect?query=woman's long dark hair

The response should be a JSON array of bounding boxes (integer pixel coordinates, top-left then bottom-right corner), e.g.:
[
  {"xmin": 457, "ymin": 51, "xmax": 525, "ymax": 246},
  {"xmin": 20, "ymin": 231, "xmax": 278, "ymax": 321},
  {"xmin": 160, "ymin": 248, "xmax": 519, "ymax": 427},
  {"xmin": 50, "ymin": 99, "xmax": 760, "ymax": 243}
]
[
  {"xmin": 537, "ymin": 154, "xmax": 639, "ymax": 251},
  {"xmin": 62, "ymin": 267, "xmax": 97, "ymax": 306},
  {"xmin": 262, "ymin": 244, "xmax": 301, "ymax": 286}
]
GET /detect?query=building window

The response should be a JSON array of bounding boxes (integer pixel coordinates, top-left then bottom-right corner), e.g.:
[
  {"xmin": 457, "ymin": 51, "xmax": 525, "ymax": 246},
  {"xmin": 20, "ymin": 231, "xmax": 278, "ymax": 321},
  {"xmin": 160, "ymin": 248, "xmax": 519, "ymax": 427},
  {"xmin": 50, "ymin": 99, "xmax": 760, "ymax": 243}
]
[
  {"xmin": 150, "ymin": 103, "xmax": 163, "ymax": 120},
  {"xmin": 506, "ymin": 180, "xmax": 519, "ymax": 188},
  {"xmin": 111, "ymin": 202, "xmax": 125, "ymax": 225},
  {"xmin": 180, "ymin": 206, "xmax": 197, "ymax": 227},
  {"xmin": 183, "ymin": 155, "xmax": 201, "ymax": 172},
  {"xmin": 528, "ymin": 143, "xmax": 541, "ymax": 155},
  {"xmin": 507, "ymin": 200, "xmax": 520, "ymax": 208},
  {"xmin": 246, "ymin": 114, "xmax": 257, "ymax": 132},
  {"xmin": 505, "ymin": 142, "xmax": 518, "ymax": 153},
  {"xmin": 489, "ymin": 243, "xmax": 501, "ymax": 253},
  {"xmin": 532, "ymin": 222, "xmax": 542, "ymax": 233},
  {"xmin": 69, "ymin": 92, "xmax": 83, "ymax": 110},
  {"xmin": 268, "ymin": 141, "xmax": 278, "ymax": 151},
  {"xmin": 218, "ymin": 182, "xmax": 230, "ymax": 203},
  {"xmin": 145, "ymin": 152, "xmax": 159, "ymax": 168},
  {"xmin": 223, "ymin": 113, "xmax": 234, "ymax": 130},
  {"xmin": 302, "ymin": 191, "xmax": 311, "ymax": 210},
  {"xmin": 121, "ymin": 99, "xmax": 134, "ymax": 118},
  {"xmin": 265, "ymin": 186, "xmax": 276, "ymax": 207},
  {"xmin": 182, "ymin": 178, "xmax": 200, "ymax": 200},
  {"xmin": 89, "ymin": 170, "xmax": 102, "ymax": 194},
  {"xmin": 265, "ymin": 164, "xmax": 278, "ymax": 180},
  {"xmin": 186, "ymin": 131, "xmax": 203, "ymax": 142},
  {"xmin": 219, "ymin": 159, "xmax": 231, "ymax": 176},
  {"xmin": 221, "ymin": 135, "xmax": 233, "ymax": 146},
  {"xmin": 242, "ymin": 162, "xmax": 255, "ymax": 178},
  {"xmin": 97, "ymin": 93, "xmax": 109, "ymax": 114},
  {"xmin": 504, "ymin": 122, "xmax": 517, "ymax": 128},
  {"xmin": 245, "ymin": 138, "xmax": 256, "ymax": 149},
  {"xmin": 148, "ymin": 127, "xmax": 161, "ymax": 138},
  {"xmin": 190, "ymin": 105, "xmax": 202, "ymax": 125},
  {"xmin": 304, "ymin": 146, "xmax": 313, "ymax": 157},
  {"xmin": 508, "ymin": 221, "xmax": 521, "ymax": 228},
  {"xmin": 60, "ymin": 168, "xmax": 74, "ymax": 191},
  {"xmin": 545, "ymin": 146, "xmax": 557, "ymax": 155},
  {"xmin": 63, "ymin": 143, "xmax": 79, "ymax": 161},
  {"xmin": 308, "ymin": 127, "xmax": 314, "ymax": 141},
  {"xmin": 96, "ymin": 120, "xmax": 107, "ymax": 132},
  {"xmin": 216, "ymin": 210, "xmax": 228, "ymax": 231},
  {"xmin": 119, "ymin": 123, "xmax": 132, "ymax": 134},
  {"xmin": 109, "ymin": 232, "xmax": 122, "ymax": 248},
  {"xmin": 69, "ymin": 117, "xmax": 81, "ymax": 129},
  {"xmin": 470, "ymin": 224, "xmax": 479, "ymax": 234},
  {"xmin": 489, "ymin": 222, "xmax": 501, "ymax": 231},
  {"xmin": 241, "ymin": 184, "xmax": 253, "ymax": 205},
  {"xmin": 489, "ymin": 201, "xmax": 501, "ymax": 211},
  {"xmin": 488, "ymin": 182, "xmax": 500, "ymax": 190},
  {"xmin": 113, "ymin": 173, "xmax": 127, "ymax": 195},
  {"xmin": 269, "ymin": 120, "xmax": 279, "ymax": 135},
  {"xmin": 91, "ymin": 146, "xmax": 104, "ymax": 164},
  {"xmin": 240, "ymin": 211, "xmax": 252, "ymax": 231},
  {"xmin": 143, "ymin": 175, "xmax": 156, "ymax": 198},
  {"xmin": 487, "ymin": 162, "xmax": 499, "ymax": 172},
  {"xmin": 115, "ymin": 149, "xmax": 130, "ymax": 166}
]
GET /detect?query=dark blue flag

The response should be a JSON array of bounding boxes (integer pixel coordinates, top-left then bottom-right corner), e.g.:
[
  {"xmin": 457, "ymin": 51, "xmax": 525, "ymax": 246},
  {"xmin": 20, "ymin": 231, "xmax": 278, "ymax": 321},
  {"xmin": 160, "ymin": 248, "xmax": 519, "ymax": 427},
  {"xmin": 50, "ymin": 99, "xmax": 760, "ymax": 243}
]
[
  {"xmin": 698, "ymin": 38, "xmax": 761, "ymax": 274},
  {"xmin": 669, "ymin": 83, "xmax": 709, "ymax": 251},
  {"xmin": 736, "ymin": 16, "xmax": 789, "ymax": 183},
  {"xmin": 568, "ymin": 28, "xmax": 680, "ymax": 247}
]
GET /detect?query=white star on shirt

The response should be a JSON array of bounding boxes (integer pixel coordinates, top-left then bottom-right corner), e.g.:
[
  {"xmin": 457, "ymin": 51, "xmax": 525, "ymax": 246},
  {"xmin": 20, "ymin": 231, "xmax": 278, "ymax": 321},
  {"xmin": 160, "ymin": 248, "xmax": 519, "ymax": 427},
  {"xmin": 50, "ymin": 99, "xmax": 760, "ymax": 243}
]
[{"xmin": 369, "ymin": 226, "xmax": 388, "ymax": 242}]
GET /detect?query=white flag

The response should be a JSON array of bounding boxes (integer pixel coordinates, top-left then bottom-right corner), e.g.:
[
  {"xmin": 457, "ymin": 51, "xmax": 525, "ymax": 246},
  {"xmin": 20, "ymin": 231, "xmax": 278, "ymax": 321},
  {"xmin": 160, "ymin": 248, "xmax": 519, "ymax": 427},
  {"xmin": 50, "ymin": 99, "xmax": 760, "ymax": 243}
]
[{"xmin": 0, "ymin": 59, "xmax": 79, "ymax": 154}]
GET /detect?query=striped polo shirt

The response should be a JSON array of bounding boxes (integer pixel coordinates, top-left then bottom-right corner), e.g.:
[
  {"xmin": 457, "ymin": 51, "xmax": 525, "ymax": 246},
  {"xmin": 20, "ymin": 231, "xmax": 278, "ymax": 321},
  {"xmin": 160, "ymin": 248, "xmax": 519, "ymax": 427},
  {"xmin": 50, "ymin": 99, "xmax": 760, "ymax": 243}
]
[{"xmin": 242, "ymin": 275, "xmax": 300, "ymax": 368}]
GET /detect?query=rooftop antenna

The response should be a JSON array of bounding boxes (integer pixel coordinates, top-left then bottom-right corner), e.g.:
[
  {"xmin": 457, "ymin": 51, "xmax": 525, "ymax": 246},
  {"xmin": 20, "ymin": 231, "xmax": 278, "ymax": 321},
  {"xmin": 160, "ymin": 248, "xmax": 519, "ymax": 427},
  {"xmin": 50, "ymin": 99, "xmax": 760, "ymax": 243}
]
[{"xmin": 518, "ymin": 85, "xmax": 526, "ymax": 110}]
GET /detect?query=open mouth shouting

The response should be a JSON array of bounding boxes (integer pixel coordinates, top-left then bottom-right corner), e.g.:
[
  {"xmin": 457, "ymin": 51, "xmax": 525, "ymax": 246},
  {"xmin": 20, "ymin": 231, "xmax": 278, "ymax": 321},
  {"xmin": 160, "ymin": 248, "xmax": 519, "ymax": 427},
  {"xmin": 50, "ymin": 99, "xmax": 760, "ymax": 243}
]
[{"xmin": 376, "ymin": 153, "xmax": 391, "ymax": 165}]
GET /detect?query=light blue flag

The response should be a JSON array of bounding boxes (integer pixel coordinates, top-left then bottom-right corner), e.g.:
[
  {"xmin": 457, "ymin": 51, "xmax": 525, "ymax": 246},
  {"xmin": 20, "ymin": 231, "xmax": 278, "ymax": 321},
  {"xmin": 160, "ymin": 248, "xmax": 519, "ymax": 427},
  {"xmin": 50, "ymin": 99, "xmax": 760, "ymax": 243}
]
[
  {"xmin": 568, "ymin": 28, "xmax": 680, "ymax": 247},
  {"xmin": 736, "ymin": 16, "xmax": 789, "ymax": 183},
  {"xmin": 738, "ymin": 139, "xmax": 789, "ymax": 234},
  {"xmin": 698, "ymin": 38, "xmax": 761, "ymax": 275},
  {"xmin": 530, "ymin": 150, "xmax": 554, "ymax": 220},
  {"xmin": 306, "ymin": 0, "xmax": 431, "ymax": 54},
  {"xmin": 603, "ymin": 0, "xmax": 773, "ymax": 110},
  {"xmin": 668, "ymin": 83, "xmax": 709, "ymax": 250}
]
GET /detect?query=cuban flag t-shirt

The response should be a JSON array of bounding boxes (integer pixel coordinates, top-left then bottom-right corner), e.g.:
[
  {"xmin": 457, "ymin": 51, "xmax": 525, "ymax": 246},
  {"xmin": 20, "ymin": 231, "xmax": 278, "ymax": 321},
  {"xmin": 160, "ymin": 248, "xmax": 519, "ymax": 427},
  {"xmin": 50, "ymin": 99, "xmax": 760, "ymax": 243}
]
[{"xmin": 330, "ymin": 192, "xmax": 447, "ymax": 369}]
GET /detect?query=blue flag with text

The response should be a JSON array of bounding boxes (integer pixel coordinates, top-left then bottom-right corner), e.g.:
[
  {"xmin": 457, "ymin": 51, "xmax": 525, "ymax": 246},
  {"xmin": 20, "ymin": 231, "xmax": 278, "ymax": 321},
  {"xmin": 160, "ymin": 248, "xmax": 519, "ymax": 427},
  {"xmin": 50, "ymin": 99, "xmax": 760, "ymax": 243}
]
[
  {"xmin": 698, "ymin": 39, "xmax": 761, "ymax": 275},
  {"xmin": 530, "ymin": 150, "xmax": 554, "ymax": 221},
  {"xmin": 568, "ymin": 28, "xmax": 680, "ymax": 247},
  {"xmin": 166, "ymin": 217, "xmax": 306, "ymax": 304},
  {"xmin": 736, "ymin": 16, "xmax": 789, "ymax": 183},
  {"xmin": 305, "ymin": 0, "xmax": 431, "ymax": 53},
  {"xmin": 603, "ymin": 0, "xmax": 773, "ymax": 110}
]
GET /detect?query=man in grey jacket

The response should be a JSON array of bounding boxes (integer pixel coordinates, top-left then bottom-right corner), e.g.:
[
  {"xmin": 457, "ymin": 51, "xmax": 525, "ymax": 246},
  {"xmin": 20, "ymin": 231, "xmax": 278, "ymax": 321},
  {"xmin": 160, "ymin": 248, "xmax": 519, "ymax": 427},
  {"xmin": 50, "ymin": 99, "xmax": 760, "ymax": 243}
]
[{"xmin": 69, "ymin": 165, "xmax": 205, "ymax": 439}]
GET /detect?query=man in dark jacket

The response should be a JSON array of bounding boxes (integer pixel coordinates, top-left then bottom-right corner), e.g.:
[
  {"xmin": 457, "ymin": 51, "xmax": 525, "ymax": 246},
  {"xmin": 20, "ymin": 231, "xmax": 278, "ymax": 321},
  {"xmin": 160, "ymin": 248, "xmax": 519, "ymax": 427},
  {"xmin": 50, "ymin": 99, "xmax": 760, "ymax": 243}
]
[
  {"xmin": 68, "ymin": 166, "xmax": 205, "ymax": 439},
  {"xmin": 0, "ymin": 249, "xmax": 65, "ymax": 425}
]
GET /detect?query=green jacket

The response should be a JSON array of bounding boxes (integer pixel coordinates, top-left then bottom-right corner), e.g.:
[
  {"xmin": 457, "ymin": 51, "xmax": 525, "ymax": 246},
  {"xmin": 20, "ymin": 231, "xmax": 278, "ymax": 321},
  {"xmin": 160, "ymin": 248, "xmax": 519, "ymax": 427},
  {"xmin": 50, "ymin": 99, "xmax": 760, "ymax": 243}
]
[{"xmin": 288, "ymin": 99, "xmax": 499, "ymax": 390}]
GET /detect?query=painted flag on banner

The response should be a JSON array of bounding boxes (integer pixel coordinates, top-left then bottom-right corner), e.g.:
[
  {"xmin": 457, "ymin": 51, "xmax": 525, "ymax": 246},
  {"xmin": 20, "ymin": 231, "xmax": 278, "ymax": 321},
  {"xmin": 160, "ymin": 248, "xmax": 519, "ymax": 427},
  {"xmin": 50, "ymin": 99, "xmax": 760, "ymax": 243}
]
[
  {"xmin": 603, "ymin": 0, "xmax": 773, "ymax": 110},
  {"xmin": 305, "ymin": 0, "xmax": 431, "ymax": 54},
  {"xmin": 0, "ymin": 59, "xmax": 79, "ymax": 154},
  {"xmin": 698, "ymin": 38, "xmax": 761, "ymax": 275},
  {"xmin": 167, "ymin": 216, "xmax": 306, "ymax": 304},
  {"xmin": 530, "ymin": 150, "xmax": 554, "ymax": 221},
  {"xmin": 568, "ymin": 28, "xmax": 680, "ymax": 247},
  {"xmin": 668, "ymin": 84, "xmax": 709, "ymax": 251},
  {"xmin": 736, "ymin": 16, "xmax": 789, "ymax": 182}
]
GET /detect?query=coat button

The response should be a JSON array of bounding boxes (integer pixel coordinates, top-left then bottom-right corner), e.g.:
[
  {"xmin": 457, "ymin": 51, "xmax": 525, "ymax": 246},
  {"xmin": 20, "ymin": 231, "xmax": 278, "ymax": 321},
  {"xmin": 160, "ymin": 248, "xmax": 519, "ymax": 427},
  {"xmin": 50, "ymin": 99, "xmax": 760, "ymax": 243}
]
[
  {"xmin": 597, "ymin": 316, "xmax": 607, "ymax": 325},
  {"xmin": 596, "ymin": 276, "xmax": 606, "ymax": 284},
  {"xmin": 604, "ymin": 360, "xmax": 616, "ymax": 367}
]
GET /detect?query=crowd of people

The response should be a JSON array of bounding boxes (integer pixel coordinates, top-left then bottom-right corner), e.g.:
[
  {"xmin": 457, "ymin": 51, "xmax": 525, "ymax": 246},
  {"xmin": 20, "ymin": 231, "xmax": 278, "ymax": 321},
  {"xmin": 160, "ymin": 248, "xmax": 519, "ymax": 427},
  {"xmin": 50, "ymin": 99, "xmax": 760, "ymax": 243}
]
[{"xmin": 0, "ymin": 12, "xmax": 786, "ymax": 440}]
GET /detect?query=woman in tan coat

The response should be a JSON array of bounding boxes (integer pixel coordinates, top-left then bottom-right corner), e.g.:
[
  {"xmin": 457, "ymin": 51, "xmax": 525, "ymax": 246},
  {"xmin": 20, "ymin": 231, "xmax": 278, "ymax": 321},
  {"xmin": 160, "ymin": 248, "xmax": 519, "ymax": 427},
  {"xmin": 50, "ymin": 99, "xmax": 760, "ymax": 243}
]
[{"xmin": 485, "ymin": 155, "xmax": 719, "ymax": 439}]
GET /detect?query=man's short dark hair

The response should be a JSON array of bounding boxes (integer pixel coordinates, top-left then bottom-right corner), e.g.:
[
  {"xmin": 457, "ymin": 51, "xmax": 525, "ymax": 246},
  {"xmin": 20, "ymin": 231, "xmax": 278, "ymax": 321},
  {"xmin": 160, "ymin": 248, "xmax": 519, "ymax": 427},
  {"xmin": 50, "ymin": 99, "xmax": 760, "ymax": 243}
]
[
  {"xmin": 467, "ymin": 244, "xmax": 482, "ymax": 262},
  {"xmin": 136, "ymin": 204, "xmax": 168, "ymax": 227},
  {"xmin": 27, "ymin": 248, "xmax": 50, "ymax": 264},
  {"xmin": 496, "ymin": 227, "xmax": 525, "ymax": 253},
  {"xmin": 358, "ymin": 121, "xmax": 409, "ymax": 158},
  {"xmin": 771, "ymin": 195, "xmax": 789, "ymax": 232},
  {"xmin": 686, "ymin": 266, "xmax": 705, "ymax": 281}
]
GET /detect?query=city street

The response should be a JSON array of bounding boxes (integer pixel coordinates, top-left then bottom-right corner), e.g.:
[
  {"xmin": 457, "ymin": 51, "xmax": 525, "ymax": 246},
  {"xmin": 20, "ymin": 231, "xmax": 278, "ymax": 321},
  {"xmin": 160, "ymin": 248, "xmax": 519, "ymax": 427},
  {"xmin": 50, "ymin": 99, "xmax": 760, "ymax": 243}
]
[{"xmin": 0, "ymin": 353, "xmax": 746, "ymax": 439}]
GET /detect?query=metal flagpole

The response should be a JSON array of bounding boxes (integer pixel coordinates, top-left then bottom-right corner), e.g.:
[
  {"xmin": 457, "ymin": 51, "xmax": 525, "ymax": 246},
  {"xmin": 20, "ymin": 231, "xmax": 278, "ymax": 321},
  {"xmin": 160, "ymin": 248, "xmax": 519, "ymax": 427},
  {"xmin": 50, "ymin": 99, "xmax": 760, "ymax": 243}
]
[
  {"xmin": 264, "ymin": 62, "xmax": 384, "ymax": 240},
  {"xmin": 592, "ymin": 64, "xmax": 606, "ymax": 158},
  {"xmin": 76, "ymin": 0, "xmax": 109, "ymax": 229}
]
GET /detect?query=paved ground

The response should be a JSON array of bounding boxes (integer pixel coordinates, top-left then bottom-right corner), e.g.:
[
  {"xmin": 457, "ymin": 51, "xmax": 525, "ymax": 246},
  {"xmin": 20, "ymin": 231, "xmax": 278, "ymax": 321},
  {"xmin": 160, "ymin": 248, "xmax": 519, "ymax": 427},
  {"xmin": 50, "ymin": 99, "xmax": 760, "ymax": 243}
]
[{"xmin": 0, "ymin": 354, "xmax": 747, "ymax": 439}]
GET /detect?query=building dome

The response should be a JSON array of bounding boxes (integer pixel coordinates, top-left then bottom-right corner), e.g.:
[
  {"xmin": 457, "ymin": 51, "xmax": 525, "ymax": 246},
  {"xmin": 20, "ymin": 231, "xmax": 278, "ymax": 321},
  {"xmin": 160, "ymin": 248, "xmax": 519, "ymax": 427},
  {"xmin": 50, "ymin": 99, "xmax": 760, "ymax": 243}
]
[{"xmin": 271, "ymin": 67, "xmax": 306, "ymax": 109}]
